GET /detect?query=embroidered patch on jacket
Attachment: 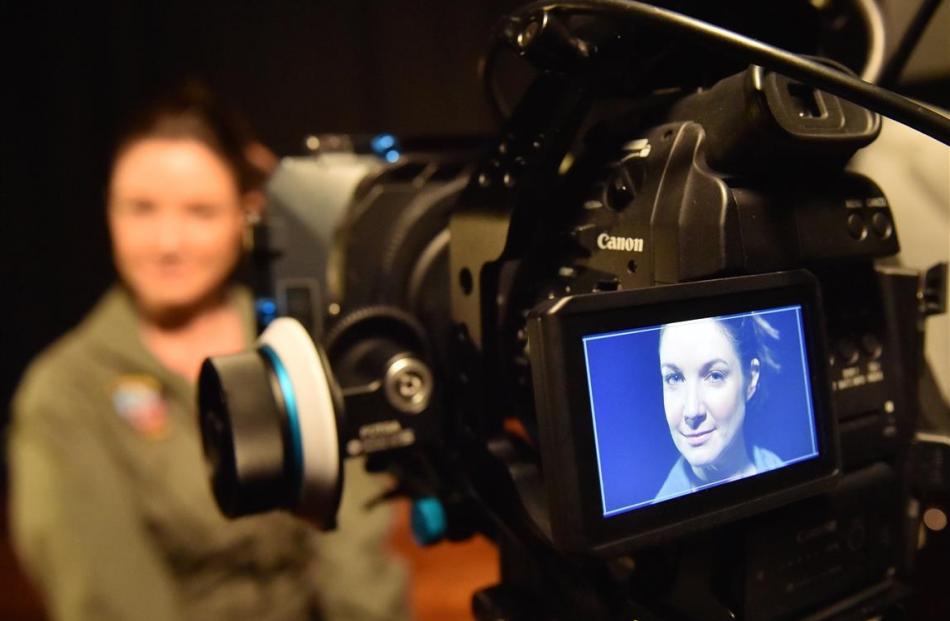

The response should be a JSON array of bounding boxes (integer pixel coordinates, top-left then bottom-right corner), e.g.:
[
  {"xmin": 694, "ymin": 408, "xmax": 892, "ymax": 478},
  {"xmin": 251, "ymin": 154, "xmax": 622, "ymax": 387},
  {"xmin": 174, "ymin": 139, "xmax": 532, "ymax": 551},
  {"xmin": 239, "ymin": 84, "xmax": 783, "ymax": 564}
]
[{"xmin": 112, "ymin": 375, "xmax": 169, "ymax": 439}]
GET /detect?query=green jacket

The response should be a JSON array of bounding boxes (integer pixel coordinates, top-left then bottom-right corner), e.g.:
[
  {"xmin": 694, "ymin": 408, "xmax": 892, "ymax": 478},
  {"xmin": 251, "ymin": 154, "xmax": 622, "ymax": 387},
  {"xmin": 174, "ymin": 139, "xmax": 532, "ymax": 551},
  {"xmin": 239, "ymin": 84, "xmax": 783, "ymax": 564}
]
[{"xmin": 8, "ymin": 286, "xmax": 409, "ymax": 621}]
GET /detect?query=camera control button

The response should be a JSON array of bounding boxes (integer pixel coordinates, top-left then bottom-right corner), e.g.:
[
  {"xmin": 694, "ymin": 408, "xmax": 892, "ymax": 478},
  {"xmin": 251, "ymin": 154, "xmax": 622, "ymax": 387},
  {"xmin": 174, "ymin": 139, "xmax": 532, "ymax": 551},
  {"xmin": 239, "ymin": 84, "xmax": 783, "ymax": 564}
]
[
  {"xmin": 861, "ymin": 334, "xmax": 883, "ymax": 360},
  {"xmin": 570, "ymin": 224, "xmax": 600, "ymax": 253},
  {"xmin": 847, "ymin": 213, "xmax": 867, "ymax": 240},
  {"xmin": 871, "ymin": 212, "xmax": 893, "ymax": 239},
  {"xmin": 836, "ymin": 339, "xmax": 860, "ymax": 366},
  {"xmin": 604, "ymin": 170, "xmax": 635, "ymax": 211},
  {"xmin": 595, "ymin": 278, "xmax": 620, "ymax": 292}
]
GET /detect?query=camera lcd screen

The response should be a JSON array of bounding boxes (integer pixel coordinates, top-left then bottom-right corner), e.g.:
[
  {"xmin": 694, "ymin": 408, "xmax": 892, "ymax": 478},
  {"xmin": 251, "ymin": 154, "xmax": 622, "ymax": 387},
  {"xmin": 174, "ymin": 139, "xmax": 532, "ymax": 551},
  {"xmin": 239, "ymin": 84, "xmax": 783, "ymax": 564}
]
[
  {"xmin": 528, "ymin": 271, "xmax": 837, "ymax": 554},
  {"xmin": 582, "ymin": 305, "xmax": 820, "ymax": 519}
]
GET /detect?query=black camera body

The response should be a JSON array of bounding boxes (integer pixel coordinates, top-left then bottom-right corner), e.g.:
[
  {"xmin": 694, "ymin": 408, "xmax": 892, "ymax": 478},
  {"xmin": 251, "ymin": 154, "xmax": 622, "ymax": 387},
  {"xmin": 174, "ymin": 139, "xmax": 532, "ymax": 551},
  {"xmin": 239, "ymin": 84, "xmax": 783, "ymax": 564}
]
[
  {"xmin": 430, "ymin": 61, "xmax": 920, "ymax": 619},
  {"xmin": 197, "ymin": 6, "xmax": 948, "ymax": 620}
]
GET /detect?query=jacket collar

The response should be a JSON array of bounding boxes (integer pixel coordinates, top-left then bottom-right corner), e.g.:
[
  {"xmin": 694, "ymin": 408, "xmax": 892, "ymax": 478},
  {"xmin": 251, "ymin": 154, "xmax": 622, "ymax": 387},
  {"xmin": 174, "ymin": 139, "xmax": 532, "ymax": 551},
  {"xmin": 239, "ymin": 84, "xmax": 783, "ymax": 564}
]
[{"xmin": 80, "ymin": 283, "xmax": 255, "ymax": 390}]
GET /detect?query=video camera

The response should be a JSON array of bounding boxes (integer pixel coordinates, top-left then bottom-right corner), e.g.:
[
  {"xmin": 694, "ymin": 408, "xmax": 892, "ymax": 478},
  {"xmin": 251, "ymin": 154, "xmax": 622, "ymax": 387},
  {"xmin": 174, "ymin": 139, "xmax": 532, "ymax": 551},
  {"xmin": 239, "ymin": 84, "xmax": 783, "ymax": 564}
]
[{"xmin": 197, "ymin": 2, "xmax": 950, "ymax": 619}]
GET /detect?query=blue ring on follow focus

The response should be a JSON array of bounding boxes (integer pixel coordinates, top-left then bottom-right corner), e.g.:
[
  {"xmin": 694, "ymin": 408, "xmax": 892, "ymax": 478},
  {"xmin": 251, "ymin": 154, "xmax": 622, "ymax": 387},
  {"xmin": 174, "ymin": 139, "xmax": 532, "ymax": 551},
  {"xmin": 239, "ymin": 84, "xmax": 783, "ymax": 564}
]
[{"xmin": 260, "ymin": 345, "xmax": 304, "ymax": 492}]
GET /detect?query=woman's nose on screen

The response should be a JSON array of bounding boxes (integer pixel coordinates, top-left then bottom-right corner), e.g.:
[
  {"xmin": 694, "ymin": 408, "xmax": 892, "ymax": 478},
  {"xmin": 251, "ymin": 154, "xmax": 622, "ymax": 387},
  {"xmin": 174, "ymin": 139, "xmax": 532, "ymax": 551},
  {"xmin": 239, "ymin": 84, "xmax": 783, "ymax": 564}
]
[
  {"xmin": 684, "ymin": 411, "xmax": 707, "ymax": 430},
  {"xmin": 683, "ymin": 387, "xmax": 707, "ymax": 430}
]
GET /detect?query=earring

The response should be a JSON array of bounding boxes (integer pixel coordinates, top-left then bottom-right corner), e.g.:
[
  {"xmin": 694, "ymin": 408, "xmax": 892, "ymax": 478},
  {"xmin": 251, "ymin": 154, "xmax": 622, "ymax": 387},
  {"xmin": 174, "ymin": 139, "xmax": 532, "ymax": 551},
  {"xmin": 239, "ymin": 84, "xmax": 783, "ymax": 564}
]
[{"xmin": 243, "ymin": 212, "xmax": 260, "ymax": 252}]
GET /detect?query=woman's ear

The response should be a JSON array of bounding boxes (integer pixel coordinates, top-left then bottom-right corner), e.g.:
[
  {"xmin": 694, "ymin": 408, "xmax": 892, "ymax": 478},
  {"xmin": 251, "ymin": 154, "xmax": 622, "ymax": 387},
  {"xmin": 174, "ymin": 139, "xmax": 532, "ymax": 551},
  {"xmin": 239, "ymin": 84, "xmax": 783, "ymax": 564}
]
[
  {"xmin": 746, "ymin": 357, "xmax": 761, "ymax": 400},
  {"xmin": 242, "ymin": 190, "xmax": 266, "ymax": 224},
  {"xmin": 241, "ymin": 191, "xmax": 266, "ymax": 252},
  {"xmin": 241, "ymin": 141, "xmax": 276, "ymax": 223}
]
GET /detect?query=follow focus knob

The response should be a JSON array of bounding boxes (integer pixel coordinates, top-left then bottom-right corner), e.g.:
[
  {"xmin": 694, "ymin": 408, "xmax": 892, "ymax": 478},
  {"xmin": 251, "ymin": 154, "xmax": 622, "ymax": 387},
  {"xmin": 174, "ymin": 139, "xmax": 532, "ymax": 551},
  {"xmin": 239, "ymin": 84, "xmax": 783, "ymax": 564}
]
[{"xmin": 198, "ymin": 317, "xmax": 343, "ymax": 529}]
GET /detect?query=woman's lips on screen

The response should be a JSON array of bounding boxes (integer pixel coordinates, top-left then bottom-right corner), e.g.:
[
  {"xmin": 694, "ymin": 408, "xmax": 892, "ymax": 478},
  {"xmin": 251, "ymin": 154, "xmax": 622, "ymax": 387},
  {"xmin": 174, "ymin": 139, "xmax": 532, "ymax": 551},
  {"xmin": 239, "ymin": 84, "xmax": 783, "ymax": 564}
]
[{"xmin": 682, "ymin": 428, "xmax": 714, "ymax": 446}]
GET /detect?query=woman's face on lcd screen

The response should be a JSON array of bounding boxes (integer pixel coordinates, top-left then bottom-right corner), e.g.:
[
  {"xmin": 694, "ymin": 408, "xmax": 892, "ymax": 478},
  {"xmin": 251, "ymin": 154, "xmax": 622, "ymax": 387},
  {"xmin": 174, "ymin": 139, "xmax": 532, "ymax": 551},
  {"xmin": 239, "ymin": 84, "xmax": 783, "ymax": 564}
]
[
  {"xmin": 108, "ymin": 138, "xmax": 246, "ymax": 317},
  {"xmin": 659, "ymin": 318, "xmax": 757, "ymax": 469}
]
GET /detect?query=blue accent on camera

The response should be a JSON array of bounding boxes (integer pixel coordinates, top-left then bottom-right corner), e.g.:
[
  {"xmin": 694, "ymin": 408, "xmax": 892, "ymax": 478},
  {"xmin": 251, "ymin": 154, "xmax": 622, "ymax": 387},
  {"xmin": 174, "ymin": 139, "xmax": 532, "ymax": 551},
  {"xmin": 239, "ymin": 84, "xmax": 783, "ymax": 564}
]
[
  {"xmin": 371, "ymin": 133, "xmax": 396, "ymax": 152},
  {"xmin": 371, "ymin": 133, "xmax": 401, "ymax": 163},
  {"xmin": 411, "ymin": 496, "xmax": 447, "ymax": 546},
  {"xmin": 260, "ymin": 345, "xmax": 304, "ymax": 491},
  {"xmin": 255, "ymin": 297, "xmax": 278, "ymax": 327}
]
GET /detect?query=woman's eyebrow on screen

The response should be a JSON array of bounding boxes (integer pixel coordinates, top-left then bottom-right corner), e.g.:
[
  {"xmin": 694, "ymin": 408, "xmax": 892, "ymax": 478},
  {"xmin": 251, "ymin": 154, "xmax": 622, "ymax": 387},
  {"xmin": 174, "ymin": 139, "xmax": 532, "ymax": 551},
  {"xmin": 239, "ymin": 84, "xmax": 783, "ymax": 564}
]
[{"xmin": 660, "ymin": 360, "xmax": 731, "ymax": 373}]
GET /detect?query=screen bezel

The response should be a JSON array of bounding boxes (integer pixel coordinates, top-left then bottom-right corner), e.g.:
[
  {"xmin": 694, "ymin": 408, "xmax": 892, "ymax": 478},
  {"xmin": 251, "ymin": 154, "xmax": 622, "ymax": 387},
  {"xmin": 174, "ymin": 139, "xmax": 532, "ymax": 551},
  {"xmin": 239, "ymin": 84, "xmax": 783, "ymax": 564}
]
[{"xmin": 527, "ymin": 271, "xmax": 839, "ymax": 556}]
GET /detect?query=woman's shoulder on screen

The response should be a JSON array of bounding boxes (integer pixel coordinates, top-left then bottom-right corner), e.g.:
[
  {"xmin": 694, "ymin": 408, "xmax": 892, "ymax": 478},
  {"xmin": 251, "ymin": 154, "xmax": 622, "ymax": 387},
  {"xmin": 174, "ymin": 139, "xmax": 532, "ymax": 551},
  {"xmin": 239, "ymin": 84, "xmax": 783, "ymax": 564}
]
[{"xmin": 752, "ymin": 445, "xmax": 784, "ymax": 471}]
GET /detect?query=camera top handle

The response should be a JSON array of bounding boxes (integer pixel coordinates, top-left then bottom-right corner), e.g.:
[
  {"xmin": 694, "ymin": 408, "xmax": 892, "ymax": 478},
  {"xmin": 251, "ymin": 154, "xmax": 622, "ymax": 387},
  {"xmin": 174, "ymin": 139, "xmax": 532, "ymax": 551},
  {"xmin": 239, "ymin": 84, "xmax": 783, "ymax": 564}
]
[{"xmin": 492, "ymin": 0, "xmax": 950, "ymax": 145}]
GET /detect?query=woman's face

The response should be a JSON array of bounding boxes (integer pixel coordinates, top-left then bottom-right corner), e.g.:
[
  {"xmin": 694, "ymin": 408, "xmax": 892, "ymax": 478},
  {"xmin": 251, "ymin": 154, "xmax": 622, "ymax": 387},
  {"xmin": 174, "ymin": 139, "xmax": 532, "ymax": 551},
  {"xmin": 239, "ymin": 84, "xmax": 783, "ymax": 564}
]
[
  {"xmin": 108, "ymin": 138, "xmax": 245, "ymax": 317},
  {"xmin": 659, "ymin": 318, "xmax": 756, "ymax": 469}
]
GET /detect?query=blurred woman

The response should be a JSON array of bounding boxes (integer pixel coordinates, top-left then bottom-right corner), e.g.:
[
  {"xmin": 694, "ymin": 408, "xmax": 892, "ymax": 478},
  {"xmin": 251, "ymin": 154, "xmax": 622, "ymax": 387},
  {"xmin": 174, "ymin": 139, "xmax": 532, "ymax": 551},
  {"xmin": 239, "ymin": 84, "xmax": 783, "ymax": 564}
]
[{"xmin": 8, "ymin": 84, "xmax": 408, "ymax": 621}]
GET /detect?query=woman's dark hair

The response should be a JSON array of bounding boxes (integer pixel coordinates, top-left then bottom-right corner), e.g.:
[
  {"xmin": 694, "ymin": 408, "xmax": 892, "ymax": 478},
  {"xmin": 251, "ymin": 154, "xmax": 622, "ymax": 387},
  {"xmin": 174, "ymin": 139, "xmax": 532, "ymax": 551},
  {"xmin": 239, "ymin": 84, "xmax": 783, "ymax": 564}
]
[
  {"xmin": 110, "ymin": 81, "xmax": 266, "ymax": 193},
  {"xmin": 715, "ymin": 312, "xmax": 781, "ymax": 406}
]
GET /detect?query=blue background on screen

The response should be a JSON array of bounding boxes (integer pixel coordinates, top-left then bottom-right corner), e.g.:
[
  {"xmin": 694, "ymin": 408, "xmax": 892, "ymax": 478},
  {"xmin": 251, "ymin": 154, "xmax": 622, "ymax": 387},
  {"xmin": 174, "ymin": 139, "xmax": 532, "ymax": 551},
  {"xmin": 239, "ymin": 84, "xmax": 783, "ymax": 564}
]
[{"xmin": 583, "ymin": 306, "xmax": 818, "ymax": 517}]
